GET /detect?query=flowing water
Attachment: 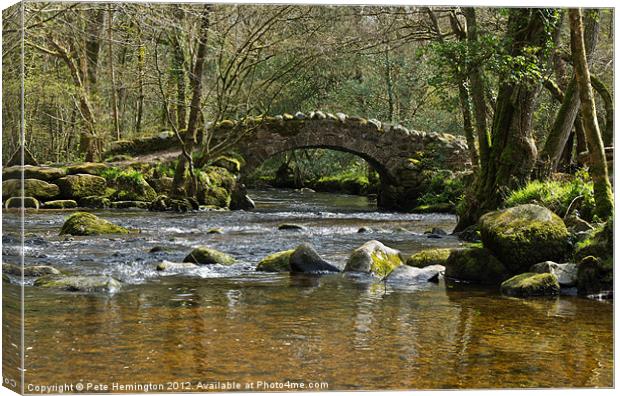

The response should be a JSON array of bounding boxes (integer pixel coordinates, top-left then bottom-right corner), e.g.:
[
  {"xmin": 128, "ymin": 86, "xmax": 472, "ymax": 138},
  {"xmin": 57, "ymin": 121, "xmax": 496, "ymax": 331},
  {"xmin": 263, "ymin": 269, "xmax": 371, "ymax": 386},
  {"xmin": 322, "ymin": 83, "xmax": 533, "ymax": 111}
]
[{"xmin": 2, "ymin": 189, "xmax": 613, "ymax": 391}]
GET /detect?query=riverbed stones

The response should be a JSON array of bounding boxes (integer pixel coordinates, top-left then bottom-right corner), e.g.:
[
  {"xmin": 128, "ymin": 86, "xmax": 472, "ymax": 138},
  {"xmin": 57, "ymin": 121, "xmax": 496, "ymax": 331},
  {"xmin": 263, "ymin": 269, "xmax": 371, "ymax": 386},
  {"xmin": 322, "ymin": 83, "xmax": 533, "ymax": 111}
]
[
  {"xmin": 59, "ymin": 212, "xmax": 129, "ymax": 236},
  {"xmin": 406, "ymin": 248, "xmax": 452, "ymax": 268},
  {"xmin": 2, "ymin": 165, "xmax": 66, "ymax": 182},
  {"xmin": 183, "ymin": 246, "xmax": 235, "ymax": 265},
  {"xmin": 500, "ymin": 273, "xmax": 560, "ymax": 297},
  {"xmin": 34, "ymin": 275, "xmax": 122, "ymax": 293},
  {"xmin": 444, "ymin": 247, "xmax": 509, "ymax": 285},
  {"xmin": 278, "ymin": 223, "xmax": 307, "ymax": 231},
  {"xmin": 256, "ymin": 249, "xmax": 294, "ymax": 272},
  {"xmin": 55, "ymin": 174, "xmax": 107, "ymax": 199},
  {"xmin": 41, "ymin": 199, "xmax": 78, "ymax": 209},
  {"xmin": 479, "ymin": 204, "xmax": 570, "ymax": 274},
  {"xmin": 2, "ymin": 179, "xmax": 59, "ymax": 200},
  {"xmin": 289, "ymin": 244, "xmax": 340, "ymax": 273},
  {"xmin": 156, "ymin": 261, "xmax": 199, "ymax": 272},
  {"xmin": 386, "ymin": 264, "xmax": 444, "ymax": 284},
  {"xmin": 3, "ymin": 263, "xmax": 61, "ymax": 277},
  {"xmin": 344, "ymin": 240, "xmax": 403, "ymax": 278},
  {"xmin": 530, "ymin": 261, "xmax": 578, "ymax": 287},
  {"xmin": 5, "ymin": 197, "xmax": 39, "ymax": 209}
]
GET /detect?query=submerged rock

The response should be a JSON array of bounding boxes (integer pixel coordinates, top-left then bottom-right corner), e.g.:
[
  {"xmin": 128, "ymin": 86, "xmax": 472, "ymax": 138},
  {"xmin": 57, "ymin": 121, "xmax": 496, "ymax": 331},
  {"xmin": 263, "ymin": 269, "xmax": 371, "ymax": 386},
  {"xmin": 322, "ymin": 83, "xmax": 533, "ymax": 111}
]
[
  {"xmin": 183, "ymin": 246, "xmax": 235, "ymax": 265},
  {"xmin": 55, "ymin": 174, "xmax": 107, "ymax": 199},
  {"xmin": 357, "ymin": 227, "xmax": 373, "ymax": 233},
  {"xmin": 34, "ymin": 275, "xmax": 122, "ymax": 293},
  {"xmin": 289, "ymin": 243, "xmax": 340, "ymax": 273},
  {"xmin": 479, "ymin": 204, "xmax": 570, "ymax": 274},
  {"xmin": 444, "ymin": 247, "xmax": 509, "ymax": 285},
  {"xmin": 530, "ymin": 261, "xmax": 578, "ymax": 287},
  {"xmin": 207, "ymin": 228, "xmax": 224, "ymax": 234},
  {"xmin": 156, "ymin": 261, "xmax": 199, "ymax": 272},
  {"xmin": 344, "ymin": 240, "xmax": 403, "ymax": 278},
  {"xmin": 500, "ymin": 273, "xmax": 560, "ymax": 297},
  {"xmin": 406, "ymin": 248, "xmax": 452, "ymax": 268},
  {"xmin": 278, "ymin": 223, "xmax": 307, "ymax": 231},
  {"xmin": 256, "ymin": 249, "xmax": 294, "ymax": 272},
  {"xmin": 41, "ymin": 199, "xmax": 77, "ymax": 209},
  {"xmin": 386, "ymin": 264, "xmax": 444, "ymax": 284},
  {"xmin": 3, "ymin": 263, "xmax": 61, "ymax": 277},
  {"xmin": 59, "ymin": 212, "xmax": 130, "ymax": 236},
  {"xmin": 2, "ymin": 178, "xmax": 59, "ymax": 200}
]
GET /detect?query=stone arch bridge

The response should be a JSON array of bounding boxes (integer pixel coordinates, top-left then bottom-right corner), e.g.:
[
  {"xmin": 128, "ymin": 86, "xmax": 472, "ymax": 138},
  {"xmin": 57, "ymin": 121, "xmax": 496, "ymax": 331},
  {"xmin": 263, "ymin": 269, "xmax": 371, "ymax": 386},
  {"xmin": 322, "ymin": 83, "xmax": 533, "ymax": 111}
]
[{"xmin": 212, "ymin": 111, "xmax": 471, "ymax": 210}]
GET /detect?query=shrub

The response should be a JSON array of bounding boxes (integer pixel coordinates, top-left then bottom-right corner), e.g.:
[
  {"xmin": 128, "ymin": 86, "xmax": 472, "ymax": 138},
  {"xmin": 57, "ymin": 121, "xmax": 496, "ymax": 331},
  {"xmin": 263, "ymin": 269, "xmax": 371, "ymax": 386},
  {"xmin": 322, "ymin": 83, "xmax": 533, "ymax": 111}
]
[{"xmin": 418, "ymin": 170, "xmax": 466, "ymax": 207}]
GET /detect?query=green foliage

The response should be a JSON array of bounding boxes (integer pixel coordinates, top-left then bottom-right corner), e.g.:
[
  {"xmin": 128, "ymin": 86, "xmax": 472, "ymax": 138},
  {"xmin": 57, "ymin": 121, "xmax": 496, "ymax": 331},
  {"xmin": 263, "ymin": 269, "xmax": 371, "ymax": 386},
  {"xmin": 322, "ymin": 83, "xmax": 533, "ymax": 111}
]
[
  {"xmin": 505, "ymin": 170, "xmax": 595, "ymax": 221},
  {"xmin": 418, "ymin": 170, "xmax": 466, "ymax": 208}
]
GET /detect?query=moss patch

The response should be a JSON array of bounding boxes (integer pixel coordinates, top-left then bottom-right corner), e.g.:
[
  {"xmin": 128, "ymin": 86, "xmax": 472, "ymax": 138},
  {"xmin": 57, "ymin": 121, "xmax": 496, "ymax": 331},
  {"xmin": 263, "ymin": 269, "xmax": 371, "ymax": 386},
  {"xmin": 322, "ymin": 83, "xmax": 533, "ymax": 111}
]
[
  {"xmin": 445, "ymin": 247, "xmax": 509, "ymax": 285},
  {"xmin": 406, "ymin": 248, "xmax": 452, "ymax": 268},
  {"xmin": 183, "ymin": 246, "xmax": 235, "ymax": 265},
  {"xmin": 59, "ymin": 212, "xmax": 129, "ymax": 236},
  {"xmin": 256, "ymin": 250, "xmax": 294, "ymax": 272},
  {"xmin": 500, "ymin": 273, "xmax": 560, "ymax": 297}
]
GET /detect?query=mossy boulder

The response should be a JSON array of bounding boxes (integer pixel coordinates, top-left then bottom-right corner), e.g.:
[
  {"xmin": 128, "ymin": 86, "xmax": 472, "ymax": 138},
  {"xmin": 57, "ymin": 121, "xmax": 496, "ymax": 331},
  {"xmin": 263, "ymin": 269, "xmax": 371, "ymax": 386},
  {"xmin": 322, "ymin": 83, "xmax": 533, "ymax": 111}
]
[
  {"xmin": 289, "ymin": 243, "xmax": 341, "ymax": 273},
  {"xmin": 445, "ymin": 247, "xmax": 509, "ymax": 285},
  {"xmin": 574, "ymin": 219, "xmax": 613, "ymax": 262},
  {"xmin": 211, "ymin": 156, "xmax": 242, "ymax": 174},
  {"xmin": 256, "ymin": 250, "xmax": 294, "ymax": 272},
  {"xmin": 183, "ymin": 246, "xmax": 235, "ymax": 265},
  {"xmin": 3, "ymin": 263, "xmax": 61, "ymax": 277},
  {"xmin": 41, "ymin": 199, "xmax": 77, "ymax": 209},
  {"xmin": 148, "ymin": 176, "xmax": 173, "ymax": 195},
  {"xmin": 2, "ymin": 165, "xmax": 66, "ymax": 182},
  {"xmin": 112, "ymin": 173, "xmax": 157, "ymax": 202},
  {"xmin": 344, "ymin": 240, "xmax": 403, "ymax": 278},
  {"xmin": 59, "ymin": 212, "xmax": 129, "ymax": 236},
  {"xmin": 2, "ymin": 179, "xmax": 59, "ymax": 200},
  {"xmin": 34, "ymin": 275, "xmax": 122, "ymax": 293},
  {"xmin": 55, "ymin": 174, "xmax": 107, "ymax": 199},
  {"xmin": 66, "ymin": 162, "xmax": 108, "ymax": 176},
  {"xmin": 576, "ymin": 256, "xmax": 613, "ymax": 295},
  {"xmin": 5, "ymin": 197, "xmax": 39, "ymax": 209},
  {"xmin": 500, "ymin": 273, "xmax": 560, "ymax": 297},
  {"xmin": 530, "ymin": 261, "xmax": 578, "ymax": 287},
  {"xmin": 479, "ymin": 204, "xmax": 570, "ymax": 274},
  {"xmin": 196, "ymin": 166, "xmax": 236, "ymax": 208},
  {"xmin": 110, "ymin": 201, "xmax": 149, "ymax": 209},
  {"xmin": 406, "ymin": 248, "xmax": 452, "ymax": 268},
  {"xmin": 79, "ymin": 196, "xmax": 111, "ymax": 209}
]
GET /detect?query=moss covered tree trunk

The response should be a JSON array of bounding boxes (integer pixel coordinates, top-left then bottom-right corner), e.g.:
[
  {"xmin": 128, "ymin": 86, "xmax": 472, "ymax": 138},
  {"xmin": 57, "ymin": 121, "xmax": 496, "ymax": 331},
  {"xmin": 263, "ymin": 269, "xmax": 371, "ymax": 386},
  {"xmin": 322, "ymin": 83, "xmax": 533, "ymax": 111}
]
[
  {"xmin": 456, "ymin": 9, "xmax": 558, "ymax": 230},
  {"xmin": 569, "ymin": 8, "xmax": 613, "ymax": 219}
]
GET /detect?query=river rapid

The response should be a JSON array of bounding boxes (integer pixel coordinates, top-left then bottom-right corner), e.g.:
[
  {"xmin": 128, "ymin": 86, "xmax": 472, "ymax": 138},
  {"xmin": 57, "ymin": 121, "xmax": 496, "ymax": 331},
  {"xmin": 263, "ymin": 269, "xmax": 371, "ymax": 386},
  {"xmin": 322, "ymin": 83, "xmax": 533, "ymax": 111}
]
[{"xmin": 2, "ymin": 189, "xmax": 613, "ymax": 390}]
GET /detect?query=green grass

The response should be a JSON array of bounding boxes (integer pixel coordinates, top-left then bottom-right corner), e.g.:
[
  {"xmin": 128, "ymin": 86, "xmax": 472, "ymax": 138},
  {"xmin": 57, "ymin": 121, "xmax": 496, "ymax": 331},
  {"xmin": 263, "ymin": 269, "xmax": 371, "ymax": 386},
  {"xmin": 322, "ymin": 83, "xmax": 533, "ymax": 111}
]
[{"xmin": 505, "ymin": 170, "xmax": 595, "ymax": 221}]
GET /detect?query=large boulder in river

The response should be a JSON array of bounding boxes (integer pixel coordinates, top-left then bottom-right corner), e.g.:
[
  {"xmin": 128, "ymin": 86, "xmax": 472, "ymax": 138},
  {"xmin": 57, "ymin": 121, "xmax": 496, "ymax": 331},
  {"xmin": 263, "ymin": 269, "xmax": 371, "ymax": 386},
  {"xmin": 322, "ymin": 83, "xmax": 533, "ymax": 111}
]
[
  {"xmin": 386, "ymin": 264, "xmax": 444, "ymax": 284},
  {"xmin": 479, "ymin": 204, "xmax": 570, "ymax": 274},
  {"xmin": 3, "ymin": 263, "xmax": 61, "ymax": 277},
  {"xmin": 34, "ymin": 275, "xmax": 122, "ymax": 293},
  {"xmin": 445, "ymin": 247, "xmax": 509, "ymax": 285},
  {"xmin": 5, "ymin": 197, "xmax": 39, "ymax": 209},
  {"xmin": 55, "ymin": 174, "xmax": 107, "ymax": 199},
  {"xmin": 2, "ymin": 179, "xmax": 59, "ymax": 200},
  {"xmin": 59, "ymin": 212, "xmax": 129, "ymax": 236},
  {"xmin": 112, "ymin": 172, "xmax": 157, "ymax": 202},
  {"xmin": 344, "ymin": 240, "xmax": 403, "ymax": 278},
  {"xmin": 2, "ymin": 165, "xmax": 66, "ymax": 182},
  {"xmin": 256, "ymin": 249, "xmax": 294, "ymax": 272},
  {"xmin": 183, "ymin": 246, "xmax": 235, "ymax": 265},
  {"xmin": 289, "ymin": 243, "xmax": 340, "ymax": 273},
  {"xmin": 500, "ymin": 273, "xmax": 560, "ymax": 297},
  {"xmin": 406, "ymin": 248, "xmax": 452, "ymax": 268}
]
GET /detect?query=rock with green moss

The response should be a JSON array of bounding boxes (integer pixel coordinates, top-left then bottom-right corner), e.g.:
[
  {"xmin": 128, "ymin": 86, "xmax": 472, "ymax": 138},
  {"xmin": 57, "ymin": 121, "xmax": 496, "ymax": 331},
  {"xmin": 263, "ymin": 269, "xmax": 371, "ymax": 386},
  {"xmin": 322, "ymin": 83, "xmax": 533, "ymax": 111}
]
[
  {"xmin": 574, "ymin": 219, "xmax": 613, "ymax": 262},
  {"xmin": 55, "ymin": 174, "xmax": 107, "ymax": 199},
  {"xmin": 576, "ymin": 256, "xmax": 613, "ymax": 295},
  {"xmin": 2, "ymin": 165, "xmax": 66, "ymax": 182},
  {"xmin": 500, "ymin": 273, "xmax": 560, "ymax": 297},
  {"xmin": 34, "ymin": 275, "xmax": 122, "ymax": 293},
  {"xmin": 148, "ymin": 176, "xmax": 173, "ymax": 195},
  {"xmin": 2, "ymin": 179, "xmax": 59, "ymax": 200},
  {"xmin": 66, "ymin": 162, "xmax": 108, "ymax": 176},
  {"xmin": 479, "ymin": 204, "xmax": 570, "ymax": 274},
  {"xmin": 445, "ymin": 247, "xmax": 509, "ymax": 284},
  {"xmin": 344, "ymin": 240, "xmax": 403, "ymax": 278},
  {"xmin": 5, "ymin": 197, "xmax": 39, "ymax": 209},
  {"xmin": 112, "ymin": 173, "xmax": 157, "ymax": 202},
  {"xmin": 3, "ymin": 263, "xmax": 61, "ymax": 277},
  {"xmin": 59, "ymin": 212, "xmax": 129, "ymax": 236},
  {"xmin": 79, "ymin": 196, "xmax": 111, "ymax": 209},
  {"xmin": 411, "ymin": 203, "xmax": 455, "ymax": 214},
  {"xmin": 212, "ymin": 156, "xmax": 242, "ymax": 174},
  {"xmin": 406, "ymin": 248, "xmax": 452, "ymax": 268},
  {"xmin": 256, "ymin": 249, "xmax": 294, "ymax": 272},
  {"xmin": 110, "ymin": 201, "xmax": 149, "ymax": 209},
  {"xmin": 289, "ymin": 243, "xmax": 340, "ymax": 273},
  {"xmin": 530, "ymin": 261, "xmax": 577, "ymax": 287},
  {"xmin": 183, "ymin": 246, "xmax": 235, "ymax": 265},
  {"xmin": 41, "ymin": 199, "xmax": 77, "ymax": 209}
]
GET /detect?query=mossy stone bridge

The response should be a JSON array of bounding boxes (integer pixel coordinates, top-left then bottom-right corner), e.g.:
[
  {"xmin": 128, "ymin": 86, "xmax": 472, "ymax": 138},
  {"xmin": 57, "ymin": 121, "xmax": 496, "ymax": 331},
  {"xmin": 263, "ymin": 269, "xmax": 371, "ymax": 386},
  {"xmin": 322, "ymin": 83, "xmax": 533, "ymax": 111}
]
[{"xmin": 108, "ymin": 111, "xmax": 471, "ymax": 210}]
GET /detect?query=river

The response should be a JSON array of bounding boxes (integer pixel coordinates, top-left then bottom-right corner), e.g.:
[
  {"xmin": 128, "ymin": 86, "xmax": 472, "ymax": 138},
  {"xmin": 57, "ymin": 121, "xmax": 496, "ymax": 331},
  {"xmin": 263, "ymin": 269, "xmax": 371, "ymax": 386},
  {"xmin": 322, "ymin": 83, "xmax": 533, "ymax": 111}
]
[{"xmin": 2, "ymin": 189, "xmax": 613, "ymax": 390}]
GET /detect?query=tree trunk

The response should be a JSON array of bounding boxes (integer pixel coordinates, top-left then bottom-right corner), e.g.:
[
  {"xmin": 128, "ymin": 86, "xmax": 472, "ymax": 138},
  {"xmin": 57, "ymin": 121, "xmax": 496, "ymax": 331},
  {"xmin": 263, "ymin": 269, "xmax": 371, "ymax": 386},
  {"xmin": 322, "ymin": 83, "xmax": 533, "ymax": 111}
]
[
  {"xmin": 569, "ymin": 8, "xmax": 613, "ymax": 219},
  {"xmin": 108, "ymin": 5, "xmax": 120, "ymax": 140},
  {"xmin": 456, "ymin": 9, "xmax": 558, "ymax": 230},
  {"xmin": 84, "ymin": 9, "xmax": 105, "ymax": 91},
  {"xmin": 590, "ymin": 75, "xmax": 613, "ymax": 146}
]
